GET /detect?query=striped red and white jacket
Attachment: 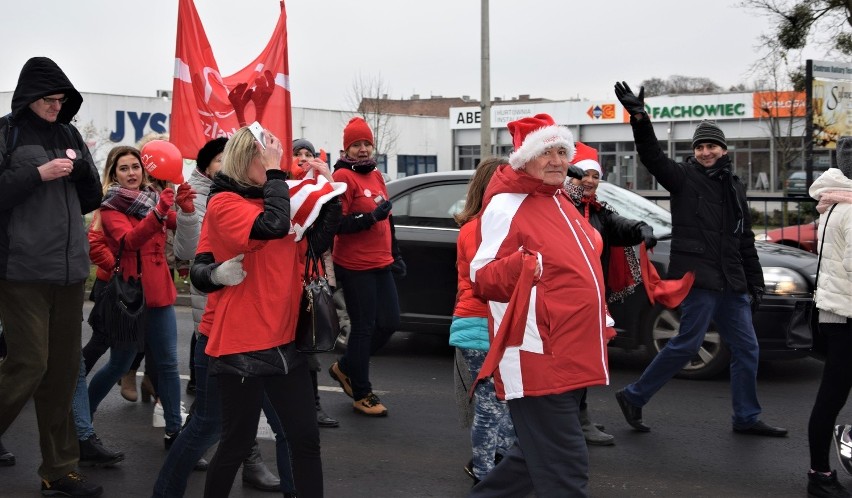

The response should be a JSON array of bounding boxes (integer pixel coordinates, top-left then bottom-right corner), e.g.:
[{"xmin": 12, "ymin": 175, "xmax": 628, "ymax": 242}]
[{"xmin": 471, "ymin": 164, "xmax": 612, "ymax": 401}]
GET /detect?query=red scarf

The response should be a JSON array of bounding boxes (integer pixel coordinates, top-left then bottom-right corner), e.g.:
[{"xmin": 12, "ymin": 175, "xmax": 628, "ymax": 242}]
[{"xmin": 639, "ymin": 245, "xmax": 694, "ymax": 309}]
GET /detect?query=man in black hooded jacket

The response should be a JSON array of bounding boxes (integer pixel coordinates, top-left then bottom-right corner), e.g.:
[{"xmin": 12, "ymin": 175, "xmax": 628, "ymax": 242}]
[
  {"xmin": 0, "ymin": 57, "xmax": 103, "ymax": 497},
  {"xmin": 612, "ymin": 81, "xmax": 788, "ymax": 440}
]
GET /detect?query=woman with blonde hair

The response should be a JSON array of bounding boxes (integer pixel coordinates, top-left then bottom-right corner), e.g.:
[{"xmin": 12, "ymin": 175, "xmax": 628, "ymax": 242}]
[{"xmin": 192, "ymin": 126, "xmax": 326, "ymax": 497}]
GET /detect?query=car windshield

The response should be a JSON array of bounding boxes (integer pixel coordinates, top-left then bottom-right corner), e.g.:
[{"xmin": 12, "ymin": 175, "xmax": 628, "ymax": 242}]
[{"xmin": 595, "ymin": 182, "xmax": 673, "ymax": 238}]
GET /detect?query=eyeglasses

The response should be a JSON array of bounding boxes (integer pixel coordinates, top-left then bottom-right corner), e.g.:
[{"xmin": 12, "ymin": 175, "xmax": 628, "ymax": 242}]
[{"xmin": 41, "ymin": 96, "xmax": 68, "ymax": 106}]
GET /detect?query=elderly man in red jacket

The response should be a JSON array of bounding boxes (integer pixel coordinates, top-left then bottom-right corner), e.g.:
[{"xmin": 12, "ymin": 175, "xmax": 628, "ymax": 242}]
[{"xmin": 469, "ymin": 114, "xmax": 611, "ymax": 497}]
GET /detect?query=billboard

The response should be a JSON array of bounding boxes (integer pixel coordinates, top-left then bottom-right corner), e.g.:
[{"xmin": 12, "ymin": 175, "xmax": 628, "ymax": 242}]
[{"xmin": 811, "ymin": 60, "xmax": 852, "ymax": 148}]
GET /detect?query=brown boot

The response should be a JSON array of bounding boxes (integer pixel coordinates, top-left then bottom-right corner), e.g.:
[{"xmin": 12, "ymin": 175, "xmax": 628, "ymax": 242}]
[
  {"xmin": 119, "ymin": 370, "xmax": 138, "ymax": 402},
  {"xmin": 141, "ymin": 374, "xmax": 156, "ymax": 403},
  {"xmin": 353, "ymin": 393, "xmax": 388, "ymax": 417}
]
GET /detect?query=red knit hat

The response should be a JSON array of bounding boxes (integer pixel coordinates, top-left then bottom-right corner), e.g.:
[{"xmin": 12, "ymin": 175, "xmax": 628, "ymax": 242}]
[
  {"xmin": 570, "ymin": 142, "xmax": 602, "ymax": 176},
  {"xmin": 343, "ymin": 117, "xmax": 374, "ymax": 150},
  {"xmin": 507, "ymin": 113, "xmax": 575, "ymax": 170}
]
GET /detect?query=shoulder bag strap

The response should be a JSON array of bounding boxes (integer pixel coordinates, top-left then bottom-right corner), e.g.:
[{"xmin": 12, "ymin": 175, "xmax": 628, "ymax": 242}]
[
  {"xmin": 115, "ymin": 238, "xmax": 143, "ymax": 277},
  {"xmin": 814, "ymin": 203, "xmax": 837, "ymax": 294}
]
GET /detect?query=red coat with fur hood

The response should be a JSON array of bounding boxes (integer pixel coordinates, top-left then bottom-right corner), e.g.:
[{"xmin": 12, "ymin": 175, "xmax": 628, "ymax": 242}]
[{"xmin": 470, "ymin": 164, "xmax": 612, "ymax": 401}]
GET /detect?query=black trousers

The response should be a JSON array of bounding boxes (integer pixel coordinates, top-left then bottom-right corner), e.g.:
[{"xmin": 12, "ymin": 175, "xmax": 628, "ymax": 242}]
[
  {"xmin": 470, "ymin": 389, "xmax": 588, "ymax": 498},
  {"xmin": 808, "ymin": 320, "xmax": 852, "ymax": 472},
  {"xmin": 204, "ymin": 359, "xmax": 322, "ymax": 498}
]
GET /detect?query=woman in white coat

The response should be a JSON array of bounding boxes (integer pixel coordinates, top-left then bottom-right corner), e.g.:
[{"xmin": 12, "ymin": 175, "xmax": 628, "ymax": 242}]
[{"xmin": 806, "ymin": 135, "xmax": 852, "ymax": 498}]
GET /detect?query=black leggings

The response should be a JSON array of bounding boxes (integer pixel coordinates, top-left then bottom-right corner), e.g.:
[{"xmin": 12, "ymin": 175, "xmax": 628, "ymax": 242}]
[
  {"xmin": 204, "ymin": 360, "xmax": 322, "ymax": 497},
  {"xmin": 808, "ymin": 321, "xmax": 852, "ymax": 472}
]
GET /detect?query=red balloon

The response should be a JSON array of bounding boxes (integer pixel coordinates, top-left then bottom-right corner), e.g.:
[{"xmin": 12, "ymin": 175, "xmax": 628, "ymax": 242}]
[{"xmin": 140, "ymin": 140, "xmax": 184, "ymax": 184}]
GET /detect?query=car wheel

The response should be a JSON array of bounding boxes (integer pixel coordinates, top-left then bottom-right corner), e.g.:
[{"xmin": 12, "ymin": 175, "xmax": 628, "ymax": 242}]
[{"xmin": 642, "ymin": 305, "xmax": 731, "ymax": 380}]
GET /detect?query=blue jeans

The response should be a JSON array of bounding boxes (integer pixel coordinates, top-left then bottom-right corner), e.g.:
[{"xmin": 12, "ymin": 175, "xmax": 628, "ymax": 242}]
[
  {"xmin": 461, "ymin": 348, "xmax": 515, "ymax": 480},
  {"xmin": 623, "ymin": 288, "xmax": 761, "ymax": 427},
  {"xmin": 152, "ymin": 334, "xmax": 294, "ymax": 497},
  {"xmin": 88, "ymin": 305, "xmax": 183, "ymax": 433},
  {"xmin": 336, "ymin": 266, "xmax": 400, "ymax": 400},
  {"xmin": 72, "ymin": 355, "xmax": 94, "ymax": 440}
]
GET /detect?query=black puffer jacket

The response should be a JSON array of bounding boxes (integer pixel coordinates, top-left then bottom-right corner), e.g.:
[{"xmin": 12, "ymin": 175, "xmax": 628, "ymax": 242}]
[
  {"xmin": 630, "ymin": 116, "xmax": 763, "ymax": 293},
  {"xmin": 574, "ymin": 200, "xmax": 646, "ymax": 283},
  {"xmin": 0, "ymin": 57, "xmax": 101, "ymax": 284}
]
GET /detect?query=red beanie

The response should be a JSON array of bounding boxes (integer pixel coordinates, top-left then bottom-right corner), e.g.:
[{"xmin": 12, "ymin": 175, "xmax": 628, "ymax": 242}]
[{"xmin": 343, "ymin": 117, "xmax": 374, "ymax": 150}]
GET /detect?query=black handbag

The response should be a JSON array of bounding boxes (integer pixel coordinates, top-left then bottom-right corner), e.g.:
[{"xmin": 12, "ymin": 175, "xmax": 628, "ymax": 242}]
[
  {"xmin": 786, "ymin": 204, "xmax": 836, "ymax": 350},
  {"xmin": 295, "ymin": 244, "xmax": 340, "ymax": 353},
  {"xmin": 88, "ymin": 238, "xmax": 146, "ymax": 350}
]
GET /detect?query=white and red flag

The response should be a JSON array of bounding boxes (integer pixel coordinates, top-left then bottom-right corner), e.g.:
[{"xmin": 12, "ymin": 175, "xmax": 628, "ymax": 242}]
[{"xmin": 170, "ymin": 0, "xmax": 292, "ymax": 161}]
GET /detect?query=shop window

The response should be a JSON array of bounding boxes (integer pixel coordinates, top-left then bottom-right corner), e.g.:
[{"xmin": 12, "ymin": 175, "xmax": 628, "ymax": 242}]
[{"xmin": 397, "ymin": 155, "xmax": 437, "ymax": 178}]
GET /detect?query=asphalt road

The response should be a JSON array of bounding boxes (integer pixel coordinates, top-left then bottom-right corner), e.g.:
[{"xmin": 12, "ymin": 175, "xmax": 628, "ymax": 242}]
[{"xmin": 0, "ymin": 304, "xmax": 845, "ymax": 497}]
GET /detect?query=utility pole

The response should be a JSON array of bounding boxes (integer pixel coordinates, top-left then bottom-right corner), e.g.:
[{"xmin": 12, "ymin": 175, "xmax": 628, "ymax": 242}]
[{"xmin": 479, "ymin": 0, "xmax": 491, "ymax": 163}]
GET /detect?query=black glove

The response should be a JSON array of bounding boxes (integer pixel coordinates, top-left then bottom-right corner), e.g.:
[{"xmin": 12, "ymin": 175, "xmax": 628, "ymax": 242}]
[
  {"xmin": 614, "ymin": 81, "xmax": 646, "ymax": 116},
  {"xmin": 639, "ymin": 225, "xmax": 657, "ymax": 249},
  {"xmin": 390, "ymin": 256, "xmax": 407, "ymax": 279},
  {"xmin": 371, "ymin": 200, "xmax": 392, "ymax": 222},
  {"xmin": 566, "ymin": 165, "xmax": 585, "ymax": 180},
  {"xmin": 749, "ymin": 286, "xmax": 764, "ymax": 313}
]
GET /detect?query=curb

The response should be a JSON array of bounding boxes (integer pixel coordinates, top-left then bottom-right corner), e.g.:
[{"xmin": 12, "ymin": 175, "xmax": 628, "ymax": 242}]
[{"xmin": 175, "ymin": 294, "xmax": 191, "ymax": 307}]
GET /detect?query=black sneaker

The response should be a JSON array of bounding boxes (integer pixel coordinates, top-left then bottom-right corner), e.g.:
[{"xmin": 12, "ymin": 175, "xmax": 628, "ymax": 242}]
[
  {"xmin": 79, "ymin": 434, "xmax": 124, "ymax": 467},
  {"xmin": 808, "ymin": 470, "xmax": 852, "ymax": 498},
  {"xmin": 0, "ymin": 437, "xmax": 15, "ymax": 466},
  {"xmin": 836, "ymin": 425, "xmax": 852, "ymax": 476},
  {"xmin": 41, "ymin": 471, "xmax": 103, "ymax": 497},
  {"xmin": 164, "ymin": 430, "xmax": 180, "ymax": 450}
]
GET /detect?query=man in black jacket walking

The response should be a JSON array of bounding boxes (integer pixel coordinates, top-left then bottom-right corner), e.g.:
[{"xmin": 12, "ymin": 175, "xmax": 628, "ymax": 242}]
[
  {"xmin": 0, "ymin": 57, "xmax": 104, "ymax": 497},
  {"xmin": 612, "ymin": 81, "xmax": 787, "ymax": 438}
]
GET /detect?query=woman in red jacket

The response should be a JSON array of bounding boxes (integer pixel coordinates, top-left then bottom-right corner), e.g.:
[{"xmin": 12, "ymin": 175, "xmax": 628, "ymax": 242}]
[
  {"xmin": 86, "ymin": 145, "xmax": 195, "ymax": 446},
  {"xmin": 327, "ymin": 117, "xmax": 400, "ymax": 417},
  {"xmin": 191, "ymin": 126, "xmax": 324, "ymax": 497}
]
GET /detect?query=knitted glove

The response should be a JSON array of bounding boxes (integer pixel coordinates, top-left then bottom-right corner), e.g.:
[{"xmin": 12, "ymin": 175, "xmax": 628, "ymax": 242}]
[
  {"xmin": 639, "ymin": 225, "xmax": 657, "ymax": 249},
  {"xmin": 614, "ymin": 81, "xmax": 646, "ymax": 116},
  {"xmin": 175, "ymin": 183, "xmax": 196, "ymax": 213},
  {"xmin": 371, "ymin": 200, "xmax": 392, "ymax": 222},
  {"xmin": 155, "ymin": 188, "xmax": 175, "ymax": 219},
  {"xmin": 210, "ymin": 254, "xmax": 246, "ymax": 286}
]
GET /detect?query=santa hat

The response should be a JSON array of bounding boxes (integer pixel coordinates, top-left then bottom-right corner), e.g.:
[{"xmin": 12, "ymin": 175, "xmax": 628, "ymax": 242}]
[
  {"xmin": 571, "ymin": 142, "xmax": 602, "ymax": 176},
  {"xmin": 507, "ymin": 113, "xmax": 575, "ymax": 170},
  {"xmin": 286, "ymin": 173, "xmax": 347, "ymax": 241},
  {"xmin": 343, "ymin": 117, "xmax": 374, "ymax": 150}
]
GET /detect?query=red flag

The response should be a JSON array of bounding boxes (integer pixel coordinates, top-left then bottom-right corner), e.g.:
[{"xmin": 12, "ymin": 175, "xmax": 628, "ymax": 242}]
[
  {"xmin": 640, "ymin": 245, "xmax": 695, "ymax": 309},
  {"xmin": 170, "ymin": 0, "xmax": 291, "ymax": 161}
]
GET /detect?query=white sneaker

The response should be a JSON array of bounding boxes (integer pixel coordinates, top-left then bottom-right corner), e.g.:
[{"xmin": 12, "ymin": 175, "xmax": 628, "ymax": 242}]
[
  {"xmin": 834, "ymin": 424, "xmax": 852, "ymax": 475},
  {"xmin": 152, "ymin": 401, "xmax": 188, "ymax": 428},
  {"xmin": 256, "ymin": 412, "xmax": 275, "ymax": 441}
]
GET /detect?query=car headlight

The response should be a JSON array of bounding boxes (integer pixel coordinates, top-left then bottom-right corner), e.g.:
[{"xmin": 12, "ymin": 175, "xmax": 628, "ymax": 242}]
[
  {"xmin": 755, "ymin": 233, "xmax": 772, "ymax": 241},
  {"xmin": 762, "ymin": 267, "xmax": 809, "ymax": 296}
]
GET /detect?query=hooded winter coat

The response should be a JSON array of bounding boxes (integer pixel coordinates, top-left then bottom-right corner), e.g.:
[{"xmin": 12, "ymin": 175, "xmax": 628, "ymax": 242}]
[
  {"xmin": 0, "ymin": 57, "xmax": 102, "ymax": 284},
  {"xmin": 470, "ymin": 165, "xmax": 611, "ymax": 401}
]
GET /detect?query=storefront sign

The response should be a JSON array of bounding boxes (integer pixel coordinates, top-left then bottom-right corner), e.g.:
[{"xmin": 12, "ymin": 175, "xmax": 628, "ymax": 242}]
[{"xmin": 813, "ymin": 60, "xmax": 852, "ymax": 81}]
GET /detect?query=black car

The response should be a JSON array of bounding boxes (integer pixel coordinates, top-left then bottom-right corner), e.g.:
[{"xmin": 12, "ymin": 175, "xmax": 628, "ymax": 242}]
[{"xmin": 387, "ymin": 170, "xmax": 818, "ymax": 380}]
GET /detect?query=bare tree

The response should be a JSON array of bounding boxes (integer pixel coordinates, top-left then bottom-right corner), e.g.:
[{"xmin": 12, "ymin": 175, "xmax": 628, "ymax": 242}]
[
  {"xmin": 751, "ymin": 51, "xmax": 808, "ymax": 198},
  {"xmin": 76, "ymin": 120, "xmax": 116, "ymax": 177},
  {"xmin": 640, "ymin": 75, "xmax": 723, "ymax": 96},
  {"xmin": 742, "ymin": 0, "xmax": 852, "ymax": 58},
  {"xmin": 346, "ymin": 73, "xmax": 399, "ymax": 158}
]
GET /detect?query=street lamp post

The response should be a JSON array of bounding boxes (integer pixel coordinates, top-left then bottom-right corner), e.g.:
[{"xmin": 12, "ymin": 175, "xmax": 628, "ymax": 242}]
[{"xmin": 480, "ymin": 0, "xmax": 491, "ymax": 163}]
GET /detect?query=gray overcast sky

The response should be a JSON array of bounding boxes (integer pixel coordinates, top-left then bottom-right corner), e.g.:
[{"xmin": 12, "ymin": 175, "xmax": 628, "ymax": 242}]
[{"xmin": 0, "ymin": 0, "xmax": 824, "ymax": 110}]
